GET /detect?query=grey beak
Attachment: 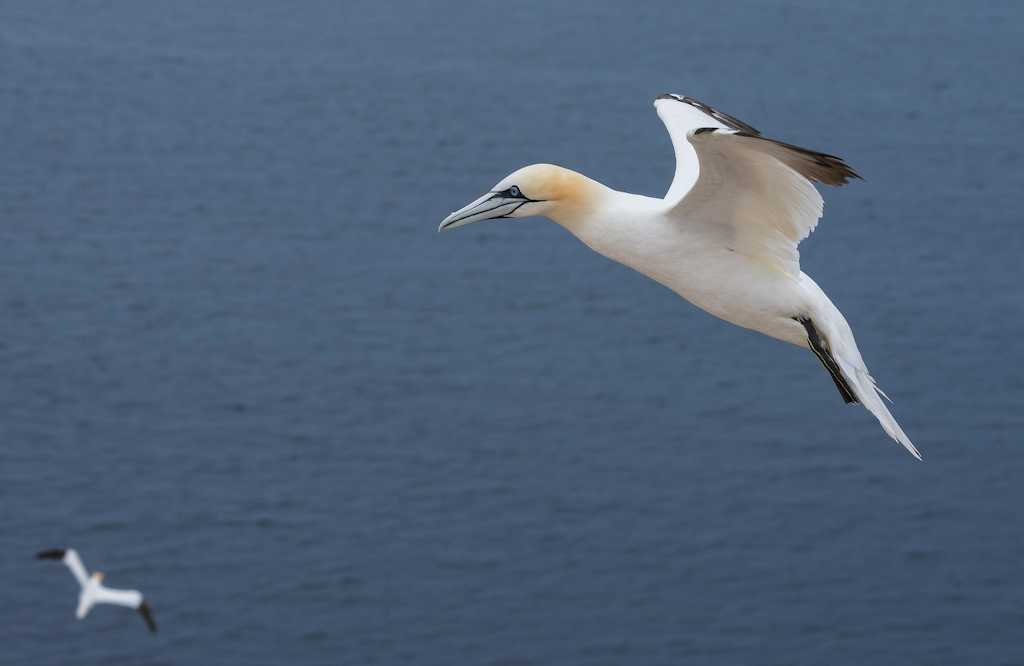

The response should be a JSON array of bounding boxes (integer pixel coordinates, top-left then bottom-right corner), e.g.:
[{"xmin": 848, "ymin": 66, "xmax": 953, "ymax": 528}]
[{"xmin": 438, "ymin": 192, "xmax": 525, "ymax": 232}]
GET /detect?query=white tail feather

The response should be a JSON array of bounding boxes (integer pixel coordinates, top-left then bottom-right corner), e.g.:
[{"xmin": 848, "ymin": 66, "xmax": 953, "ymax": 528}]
[
  {"xmin": 812, "ymin": 294, "xmax": 922, "ymax": 461},
  {"xmin": 835, "ymin": 355, "xmax": 922, "ymax": 460}
]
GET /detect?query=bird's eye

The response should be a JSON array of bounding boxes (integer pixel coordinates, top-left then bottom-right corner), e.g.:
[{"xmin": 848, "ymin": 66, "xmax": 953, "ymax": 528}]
[{"xmin": 509, "ymin": 186, "xmax": 521, "ymax": 198}]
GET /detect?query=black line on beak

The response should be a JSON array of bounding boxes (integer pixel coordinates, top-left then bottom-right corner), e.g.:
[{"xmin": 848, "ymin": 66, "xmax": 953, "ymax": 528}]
[{"xmin": 492, "ymin": 201, "xmax": 530, "ymax": 219}]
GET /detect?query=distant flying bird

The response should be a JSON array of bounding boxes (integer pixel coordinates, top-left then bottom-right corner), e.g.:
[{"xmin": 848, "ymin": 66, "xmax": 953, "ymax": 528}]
[
  {"xmin": 37, "ymin": 548, "xmax": 157, "ymax": 633},
  {"xmin": 440, "ymin": 94, "xmax": 920, "ymax": 460}
]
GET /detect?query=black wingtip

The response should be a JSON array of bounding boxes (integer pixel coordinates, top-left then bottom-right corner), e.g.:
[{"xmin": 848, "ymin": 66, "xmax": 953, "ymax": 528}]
[
  {"xmin": 36, "ymin": 548, "xmax": 66, "ymax": 560},
  {"xmin": 138, "ymin": 601, "xmax": 158, "ymax": 634},
  {"xmin": 734, "ymin": 131, "xmax": 862, "ymax": 187}
]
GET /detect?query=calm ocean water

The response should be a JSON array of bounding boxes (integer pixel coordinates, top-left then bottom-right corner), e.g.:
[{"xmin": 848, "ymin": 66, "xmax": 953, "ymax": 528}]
[{"xmin": 2, "ymin": 1, "xmax": 1022, "ymax": 664}]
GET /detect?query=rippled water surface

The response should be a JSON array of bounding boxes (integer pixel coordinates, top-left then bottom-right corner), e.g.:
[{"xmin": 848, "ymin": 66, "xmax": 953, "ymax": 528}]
[{"xmin": 2, "ymin": 1, "xmax": 1023, "ymax": 664}]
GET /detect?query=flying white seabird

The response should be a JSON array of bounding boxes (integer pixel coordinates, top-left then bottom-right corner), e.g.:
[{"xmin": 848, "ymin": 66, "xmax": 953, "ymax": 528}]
[
  {"xmin": 37, "ymin": 548, "xmax": 157, "ymax": 633},
  {"xmin": 439, "ymin": 93, "xmax": 921, "ymax": 460}
]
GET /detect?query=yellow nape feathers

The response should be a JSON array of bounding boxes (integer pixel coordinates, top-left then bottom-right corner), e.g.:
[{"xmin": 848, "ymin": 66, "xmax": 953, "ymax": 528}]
[{"xmin": 498, "ymin": 163, "xmax": 605, "ymax": 222}]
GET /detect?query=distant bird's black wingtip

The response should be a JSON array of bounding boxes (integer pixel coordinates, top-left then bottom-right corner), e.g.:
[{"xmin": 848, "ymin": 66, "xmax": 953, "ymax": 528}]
[
  {"xmin": 138, "ymin": 601, "xmax": 158, "ymax": 634},
  {"xmin": 36, "ymin": 548, "xmax": 66, "ymax": 560}
]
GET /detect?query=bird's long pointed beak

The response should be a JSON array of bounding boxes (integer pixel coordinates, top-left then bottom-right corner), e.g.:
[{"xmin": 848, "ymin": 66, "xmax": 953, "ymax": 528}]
[{"xmin": 438, "ymin": 192, "xmax": 522, "ymax": 232}]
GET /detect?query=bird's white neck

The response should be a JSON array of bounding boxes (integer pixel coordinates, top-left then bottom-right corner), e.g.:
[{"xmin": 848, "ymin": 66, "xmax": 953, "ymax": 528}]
[
  {"xmin": 542, "ymin": 171, "xmax": 667, "ymax": 260},
  {"xmin": 549, "ymin": 173, "xmax": 661, "ymax": 225}
]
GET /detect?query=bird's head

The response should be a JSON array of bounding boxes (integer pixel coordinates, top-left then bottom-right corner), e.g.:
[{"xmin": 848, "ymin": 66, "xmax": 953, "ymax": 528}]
[
  {"xmin": 92, "ymin": 571, "xmax": 105, "ymax": 583},
  {"xmin": 438, "ymin": 164, "xmax": 599, "ymax": 232}
]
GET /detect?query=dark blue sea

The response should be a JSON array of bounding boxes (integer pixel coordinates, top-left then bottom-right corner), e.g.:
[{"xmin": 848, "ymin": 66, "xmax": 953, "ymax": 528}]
[{"xmin": 2, "ymin": 1, "xmax": 1022, "ymax": 664}]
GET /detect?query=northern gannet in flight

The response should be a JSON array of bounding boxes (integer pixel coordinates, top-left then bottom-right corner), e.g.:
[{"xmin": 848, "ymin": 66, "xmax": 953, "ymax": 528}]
[
  {"xmin": 37, "ymin": 548, "xmax": 158, "ymax": 633},
  {"xmin": 439, "ymin": 94, "xmax": 921, "ymax": 460}
]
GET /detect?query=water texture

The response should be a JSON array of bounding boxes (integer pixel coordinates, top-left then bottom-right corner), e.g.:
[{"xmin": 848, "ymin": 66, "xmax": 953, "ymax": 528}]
[{"xmin": 1, "ymin": 1, "xmax": 1022, "ymax": 664}]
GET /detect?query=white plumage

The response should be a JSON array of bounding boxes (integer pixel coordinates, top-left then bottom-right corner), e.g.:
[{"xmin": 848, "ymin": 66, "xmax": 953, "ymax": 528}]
[
  {"xmin": 37, "ymin": 548, "xmax": 157, "ymax": 633},
  {"xmin": 440, "ymin": 93, "xmax": 920, "ymax": 460}
]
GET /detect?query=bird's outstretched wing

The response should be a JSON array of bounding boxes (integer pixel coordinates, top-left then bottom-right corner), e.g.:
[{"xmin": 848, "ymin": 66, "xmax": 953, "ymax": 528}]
[
  {"xmin": 37, "ymin": 548, "xmax": 90, "ymax": 588},
  {"xmin": 137, "ymin": 601, "xmax": 158, "ymax": 634},
  {"xmin": 654, "ymin": 94, "xmax": 859, "ymax": 276},
  {"xmin": 654, "ymin": 94, "xmax": 761, "ymax": 204},
  {"xmin": 63, "ymin": 550, "xmax": 90, "ymax": 588},
  {"xmin": 93, "ymin": 585, "xmax": 143, "ymax": 609}
]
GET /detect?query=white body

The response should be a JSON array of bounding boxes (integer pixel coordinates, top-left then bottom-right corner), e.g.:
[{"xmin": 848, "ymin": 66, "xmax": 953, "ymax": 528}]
[
  {"xmin": 569, "ymin": 191, "xmax": 916, "ymax": 459},
  {"xmin": 564, "ymin": 189, "xmax": 814, "ymax": 346},
  {"xmin": 77, "ymin": 577, "xmax": 143, "ymax": 619}
]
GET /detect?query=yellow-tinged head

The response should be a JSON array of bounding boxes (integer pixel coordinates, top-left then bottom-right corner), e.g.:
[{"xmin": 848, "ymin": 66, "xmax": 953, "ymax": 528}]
[
  {"xmin": 92, "ymin": 571, "xmax": 105, "ymax": 582},
  {"xmin": 438, "ymin": 164, "xmax": 602, "ymax": 232}
]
